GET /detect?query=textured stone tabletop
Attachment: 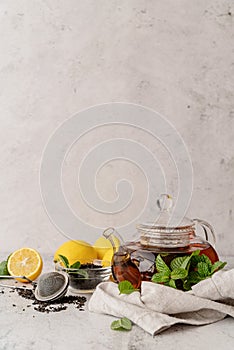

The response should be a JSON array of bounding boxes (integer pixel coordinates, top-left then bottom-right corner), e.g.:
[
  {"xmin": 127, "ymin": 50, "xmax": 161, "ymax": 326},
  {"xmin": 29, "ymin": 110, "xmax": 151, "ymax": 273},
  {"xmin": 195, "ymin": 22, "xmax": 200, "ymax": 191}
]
[{"xmin": 1, "ymin": 256, "xmax": 234, "ymax": 350}]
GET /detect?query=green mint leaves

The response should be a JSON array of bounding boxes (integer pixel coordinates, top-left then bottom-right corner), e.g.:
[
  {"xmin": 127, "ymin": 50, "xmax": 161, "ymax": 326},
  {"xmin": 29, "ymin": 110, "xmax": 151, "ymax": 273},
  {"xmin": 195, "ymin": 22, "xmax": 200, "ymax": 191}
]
[
  {"xmin": 58, "ymin": 254, "xmax": 81, "ymax": 269},
  {"xmin": 170, "ymin": 267, "xmax": 188, "ymax": 280},
  {"xmin": 0, "ymin": 254, "xmax": 12, "ymax": 277},
  {"xmin": 110, "ymin": 282, "xmax": 136, "ymax": 332},
  {"xmin": 58, "ymin": 254, "xmax": 70, "ymax": 268},
  {"xmin": 111, "ymin": 317, "xmax": 132, "ymax": 331},
  {"xmin": 211, "ymin": 261, "xmax": 227, "ymax": 274},
  {"xmin": 156, "ymin": 254, "xmax": 171, "ymax": 275},
  {"xmin": 151, "ymin": 251, "xmax": 227, "ymax": 290},
  {"xmin": 58, "ymin": 254, "xmax": 88, "ymax": 278},
  {"xmin": 0, "ymin": 260, "xmax": 9, "ymax": 276},
  {"xmin": 118, "ymin": 280, "xmax": 139, "ymax": 294},
  {"xmin": 70, "ymin": 261, "xmax": 81, "ymax": 269}
]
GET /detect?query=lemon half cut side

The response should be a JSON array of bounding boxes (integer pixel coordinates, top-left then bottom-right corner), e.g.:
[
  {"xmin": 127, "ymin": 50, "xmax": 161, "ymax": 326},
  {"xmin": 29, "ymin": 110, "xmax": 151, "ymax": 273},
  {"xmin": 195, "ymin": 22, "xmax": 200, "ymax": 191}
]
[{"xmin": 7, "ymin": 247, "xmax": 43, "ymax": 283}]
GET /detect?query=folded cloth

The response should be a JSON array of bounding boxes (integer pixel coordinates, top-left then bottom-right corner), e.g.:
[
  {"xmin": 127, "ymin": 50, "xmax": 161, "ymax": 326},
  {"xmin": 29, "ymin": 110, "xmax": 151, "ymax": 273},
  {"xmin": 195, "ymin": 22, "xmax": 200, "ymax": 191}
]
[{"xmin": 88, "ymin": 269, "xmax": 234, "ymax": 335}]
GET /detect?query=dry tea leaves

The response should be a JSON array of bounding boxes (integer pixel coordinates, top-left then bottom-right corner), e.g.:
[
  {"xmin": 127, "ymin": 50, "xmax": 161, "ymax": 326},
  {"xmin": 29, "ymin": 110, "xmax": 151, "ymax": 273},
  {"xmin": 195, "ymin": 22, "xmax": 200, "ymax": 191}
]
[{"xmin": 7, "ymin": 288, "xmax": 87, "ymax": 314}]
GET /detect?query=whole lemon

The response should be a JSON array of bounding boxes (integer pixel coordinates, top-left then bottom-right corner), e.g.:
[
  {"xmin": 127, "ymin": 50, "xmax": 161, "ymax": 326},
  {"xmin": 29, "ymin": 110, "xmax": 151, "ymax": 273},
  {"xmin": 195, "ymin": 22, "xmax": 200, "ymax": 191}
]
[
  {"xmin": 93, "ymin": 236, "xmax": 120, "ymax": 260},
  {"xmin": 54, "ymin": 240, "xmax": 97, "ymax": 265},
  {"xmin": 102, "ymin": 248, "xmax": 114, "ymax": 267}
]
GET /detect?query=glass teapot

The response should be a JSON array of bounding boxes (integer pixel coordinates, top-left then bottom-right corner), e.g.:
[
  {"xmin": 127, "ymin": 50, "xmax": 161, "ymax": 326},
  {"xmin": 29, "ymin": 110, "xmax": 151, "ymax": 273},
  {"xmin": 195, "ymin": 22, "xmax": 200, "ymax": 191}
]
[{"xmin": 103, "ymin": 194, "xmax": 219, "ymax": 289}]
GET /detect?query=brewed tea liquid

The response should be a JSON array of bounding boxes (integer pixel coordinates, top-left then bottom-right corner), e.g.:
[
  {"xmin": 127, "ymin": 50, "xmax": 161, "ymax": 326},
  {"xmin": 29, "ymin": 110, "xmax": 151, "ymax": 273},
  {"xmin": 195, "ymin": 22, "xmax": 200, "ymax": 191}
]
[
  {"xmin": 190, "ymin": 244, "xmax": 218, "ymax": 264},
  {"xmin": 112, "ymin": 252, "xmax": 141, "ymax": 289},
  {"xmin": 113, "ymin": 242, "xmax": 219, "ymax": 288}
]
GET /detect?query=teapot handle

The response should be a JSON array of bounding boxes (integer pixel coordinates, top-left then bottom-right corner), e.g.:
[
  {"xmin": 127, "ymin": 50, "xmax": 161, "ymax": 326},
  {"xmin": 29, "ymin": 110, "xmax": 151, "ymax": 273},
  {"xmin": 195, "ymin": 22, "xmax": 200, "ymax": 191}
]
[
  {"xmin": 103, "ymin": 227, "xmax": 125, "ymax": 253},
  {"xmin": 192, "ymin": 219, "xmax": 216, "ymax": 246}
]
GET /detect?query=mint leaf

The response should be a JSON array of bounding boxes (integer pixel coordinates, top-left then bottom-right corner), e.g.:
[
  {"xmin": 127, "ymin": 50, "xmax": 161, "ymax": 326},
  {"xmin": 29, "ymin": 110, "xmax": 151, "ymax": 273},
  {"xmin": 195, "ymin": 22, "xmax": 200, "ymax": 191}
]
[
  {"xmin": 197, "ymin": 262, "xmax": 210, "ymax": 278},
  {"xmin": 183, "ymin": 269, "xmax": 203, "ymax": 290},
  {"xmin": 74, "ymin": 270, "xmax": 89, "ymax": 278},
  {"xmin": 120, "ymin": 317, "xmax": 132, "ymax": 330},
  {"xmin": 210, "ymin": 261, "xmax": 227, "ymax": 274},
  {"xmin": 151, "ymin": 272, "xmax": 170, "ymax": 283},
  {"xmin": 170, "ymin": 251, "xmax": 200, "ymax": 271},
  {"xmin": 191, "ymin": 250, "xmax": 201, "ymax": 256},
  {"xmin": 70, "ymin": 261, "xmax": 81, "ymax": 269},
  {"xmin": 200, "ymin": 254, "xmax": 212, "ymax": 269},
  {"xmin": 183, "ymin": 279, "xmax": 193, "ymax": 290},
  {"xmin": 111, "ymin": 317, "xmax": 132, "ymax": 331},
  {"xmin": 184, "ymin": 271, "xmax": 203, "ymax": 290},
  {"xmin": 190, "ymin": 255, "xmax": 201, "ymax": 268},
  {"xmin": 191, "ymin": 253, "xmax": 212, "ymax": 269},
  {"xmin": 181, "ymin": 255, "xmax": 192, "ymax": 270},
  {"xmin": 0, "ymin": 261, "xmax": 9, "ymax": 276},
  {"xmin": 160, "ymin": 253, "xmax": 169, "ymax": 257},
  {"xmin": 118, "ymin": 280, "xmax": 139, "ymax": 294},
  {"xmin": 170, "ymin": 256, "xmax": 188, "ymax": 270},
  {"xmin": 187, "ymin": 270, "xmax": 202, "ymax": 284},
  {"xmin": 58, "ymin": 254, "xmax": 70, "ymax": 268},
  {"xmin": 156, "ymin": 255, "xmax": 171, "ymax": 274},
  {"xmin": 111, "ymin": 320, "xmax": 122, "ymax": 330},
  {"xmin": 168, "ymin": 279, "xmax": 177, "ymax": 288},
  {"xmin": 171, "ymin": 268, "xmax": 188, "ymax": 280},
  {"xmin": 181, "ymin": 251, "xmax": 199, "ymax": 269}
]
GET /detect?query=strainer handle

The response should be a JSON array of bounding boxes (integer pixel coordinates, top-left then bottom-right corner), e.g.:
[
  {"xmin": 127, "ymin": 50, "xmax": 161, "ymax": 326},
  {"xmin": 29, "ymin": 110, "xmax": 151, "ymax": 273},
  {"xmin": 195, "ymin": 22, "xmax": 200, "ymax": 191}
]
[
  {"xmin": 192, "ymin": 218, "xmax": 216, "ymax": 246},
  {"xmin": 0, "ymin": 275, "xmax": 34, "ymax": 283}
]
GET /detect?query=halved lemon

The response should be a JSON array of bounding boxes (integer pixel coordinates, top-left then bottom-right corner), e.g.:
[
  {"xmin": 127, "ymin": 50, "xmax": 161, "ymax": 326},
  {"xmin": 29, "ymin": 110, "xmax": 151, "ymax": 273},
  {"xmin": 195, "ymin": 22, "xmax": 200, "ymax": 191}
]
[{"xmin": 7, "ymin": 248, "xmax": 43, "ymax": 283}]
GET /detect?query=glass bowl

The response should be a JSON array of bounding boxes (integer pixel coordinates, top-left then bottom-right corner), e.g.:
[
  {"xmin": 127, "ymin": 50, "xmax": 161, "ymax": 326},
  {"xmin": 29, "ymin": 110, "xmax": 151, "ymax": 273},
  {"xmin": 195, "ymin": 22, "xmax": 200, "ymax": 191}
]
[{"xmin": 55, "ymin": 261, "xmax": 112, "ymax": 293}]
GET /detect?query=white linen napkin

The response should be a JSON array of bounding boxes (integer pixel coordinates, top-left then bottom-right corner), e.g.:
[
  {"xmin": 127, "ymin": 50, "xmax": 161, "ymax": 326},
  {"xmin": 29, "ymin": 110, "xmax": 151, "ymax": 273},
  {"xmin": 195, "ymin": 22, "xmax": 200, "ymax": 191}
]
[{"xmin": 88, "ymin": 269, "xmax": 234, "ymax": 335}]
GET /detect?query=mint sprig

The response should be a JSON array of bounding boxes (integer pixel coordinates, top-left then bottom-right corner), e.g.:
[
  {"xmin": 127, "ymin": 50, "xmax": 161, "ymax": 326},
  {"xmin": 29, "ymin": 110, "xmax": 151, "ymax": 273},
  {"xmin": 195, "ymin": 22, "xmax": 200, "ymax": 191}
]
[
  {"xmin": 57, "ymin": 254, "xmax": 88, "ymax": 278},
  {"xmin": 58, "ymin": 254, "xmax": 70, "ymax": 268},
  {"xmin": 151, "ymin": 251, "xmax": 227, "ymax": 290}
]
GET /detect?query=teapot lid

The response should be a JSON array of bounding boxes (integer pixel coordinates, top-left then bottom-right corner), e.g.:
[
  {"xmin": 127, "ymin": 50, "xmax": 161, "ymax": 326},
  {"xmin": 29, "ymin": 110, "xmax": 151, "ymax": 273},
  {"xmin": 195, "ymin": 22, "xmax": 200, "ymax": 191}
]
[{"xmin": 137, "ymin": 194, "xmax": 193, "ymax": 231}]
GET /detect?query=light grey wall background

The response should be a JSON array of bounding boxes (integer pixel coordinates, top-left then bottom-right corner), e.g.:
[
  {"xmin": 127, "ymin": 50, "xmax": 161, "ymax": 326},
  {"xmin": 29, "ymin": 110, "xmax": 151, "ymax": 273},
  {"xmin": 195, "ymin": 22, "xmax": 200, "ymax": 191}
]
[{"xmin": 0, "ymin": 0, "xmax": 233, "ymax": 256}]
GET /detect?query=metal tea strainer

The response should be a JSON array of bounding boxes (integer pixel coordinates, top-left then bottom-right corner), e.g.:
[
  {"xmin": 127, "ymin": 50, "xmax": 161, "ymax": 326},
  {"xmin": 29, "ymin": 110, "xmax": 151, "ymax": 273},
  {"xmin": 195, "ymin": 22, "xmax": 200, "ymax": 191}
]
[
  {"xmin": 0, "ymin": 271, "xmax": 69, "ymax": 302},
  {"xmin": 34, "ymin": 272, "xmax": 69, "ymax": 302}
]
